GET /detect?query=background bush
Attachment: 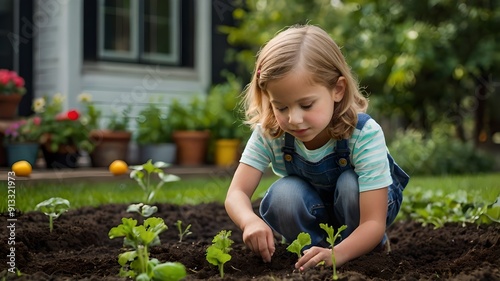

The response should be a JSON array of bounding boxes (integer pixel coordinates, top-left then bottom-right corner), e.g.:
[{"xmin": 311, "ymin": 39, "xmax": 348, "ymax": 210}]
[{"xmin": 389, "ymin": 127, "xmax": 495, "ymax": 176}]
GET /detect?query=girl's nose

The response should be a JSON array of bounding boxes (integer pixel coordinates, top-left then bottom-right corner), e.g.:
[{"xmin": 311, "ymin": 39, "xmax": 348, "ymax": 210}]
[{"xmin": 288, "ymin": 109, "xmax": 303, "ymax": 125}]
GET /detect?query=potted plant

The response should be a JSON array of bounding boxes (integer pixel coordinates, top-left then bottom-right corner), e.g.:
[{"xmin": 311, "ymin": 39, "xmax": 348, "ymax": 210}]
[
  {"xmin": 32, "ymin": 93, "xmax": 94, "ymax": 169},
  {"xmin": 170, "ymin": 96, "xmax": 212, "ymax": 166},
  {"xmin": 207, "ymin": 74, "xmax": 249, "ymax": 167},
  {"xmin": 136, "ymin": 101, "xmax": 176, "ymax": 164},
  {"xmin": 3, "ymin": 116, "xmax": 42, "ymax": 167},
  {"xmin": 0, "ymin": 69, "xmax": 26, "ymax": 120},
  {"xmin": 82, "ymin": 93, "xmax": 133, "ymax": 167}
]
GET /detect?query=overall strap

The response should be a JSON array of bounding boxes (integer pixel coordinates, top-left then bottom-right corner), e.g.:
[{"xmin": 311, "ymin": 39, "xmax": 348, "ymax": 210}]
[
  {"xmin": 282, "ymin": 133, "xmax": 295, "ymax": 154},
  {"xmin": 282, "ymin": 133, "xmax": 296, "ymax": 173},
  {"xmin": 334, "ymin": 113, "xmax": 371, "ymax": 167},
  {"xmin": 356, "ymin": 113, "xmax": 371, "ymax": 130},
  {"xmin": 335, "ymin": 113, "xmax": 370, "ymax": 155}
]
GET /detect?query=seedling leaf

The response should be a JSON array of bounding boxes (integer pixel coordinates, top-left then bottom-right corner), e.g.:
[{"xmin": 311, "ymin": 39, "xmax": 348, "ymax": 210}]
[
  {"xmin": 158, "ymin": 173, "xmax": 181, "ymax": 183},
  {"xmin": 320, "ymin": 223, "xmax": 347, "ymax": 280},
  {"xmin": 212, "ymin": 230, "xmax": 233, "ymax": 253},
  {"xmin": 175, "ymin": 220, "xmax": 193, "ymax": 242},
  {"xmin": 35, "ymin": 197, "xmax": 70, "ymax": 232},
  {"xmin": 152, "ymin": 262, "xmax": 187, "ymax": 281},
  {"xmin": 118, "ymin": 250, "xmax": 137, "ymax": 266},
  {"xmin": 109, "ymin": 217, "xmax": 138, "ymax": 239},
  {"xmin": 135, "ymin": 273, "xmax": 149, "ymax": 281},
  {"xmin": 153, "ymin": 161, "xmax": 170, "ymax": 169},
  {"xmin": 286, "ymin": 232, "xmax": 311, "ymax": 258},
  {"xmin": 129, "ymin": 159, "xmax": 180, "ymax": 203},
  {"xmin": 206, "ymin": 230, "xmax": 234, "ymax": 278},
  {"xmin": 206, "ymin": 245, "xmax": 232, "ymax": 265},
  {"xmin": 127, "ymin": 203, "xmax": 158, "ymax": 218}
]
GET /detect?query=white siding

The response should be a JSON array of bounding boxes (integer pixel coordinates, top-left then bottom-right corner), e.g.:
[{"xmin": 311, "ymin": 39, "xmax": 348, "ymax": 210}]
[
  {"xmin": 33, "ymin": 0, "xmax": 64, "ymax": 98},
  {"xmin": 33, "ymin": 0, "xmax": 212, "ymax": 134}
]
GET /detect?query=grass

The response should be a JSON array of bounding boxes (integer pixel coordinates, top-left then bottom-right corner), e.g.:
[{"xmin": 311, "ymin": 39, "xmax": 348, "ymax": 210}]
[
  {"xmin": 2, "ymin": 173, "xmax": 499, "ymax": 214},
  {"xmin": 408, "ymin": 173, "xmax": 500, "ymax": 203},
  {"xmin": 0, "ymin": 173, "xmax": 278, "ymax": 213}
]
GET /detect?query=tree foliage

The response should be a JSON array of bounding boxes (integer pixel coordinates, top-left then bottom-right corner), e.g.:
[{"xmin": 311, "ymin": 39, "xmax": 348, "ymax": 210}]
[{"xmin": 219, "ymin": 0, "xmax": 500, "ymax": 138}]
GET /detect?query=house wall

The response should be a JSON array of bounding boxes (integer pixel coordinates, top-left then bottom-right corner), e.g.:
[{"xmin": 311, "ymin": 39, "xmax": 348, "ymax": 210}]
[
  {"xmin": 33, "ymin": 0, "xmax": 212, "ymax": 132},
  {"xmin": 33, "ymin": 0, "xmax": 74, "ymax": 107}
]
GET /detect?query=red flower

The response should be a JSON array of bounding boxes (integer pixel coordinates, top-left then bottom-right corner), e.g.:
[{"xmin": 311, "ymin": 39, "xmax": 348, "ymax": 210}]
[{"xmin": 67, "ymin": 109, "xmax": 80, "ymax": 120}]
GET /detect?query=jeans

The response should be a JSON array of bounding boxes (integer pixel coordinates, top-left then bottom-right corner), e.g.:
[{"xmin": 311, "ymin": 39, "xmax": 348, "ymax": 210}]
[{"xmin": 259, "ymin": 169, "xmax": 403, "ymax": 248}]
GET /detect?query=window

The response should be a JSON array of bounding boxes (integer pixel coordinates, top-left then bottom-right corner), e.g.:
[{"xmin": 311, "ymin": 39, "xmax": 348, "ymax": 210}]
[{"xmin": 98, "ymin": 0, "xmax": 180, "ymax": 64}]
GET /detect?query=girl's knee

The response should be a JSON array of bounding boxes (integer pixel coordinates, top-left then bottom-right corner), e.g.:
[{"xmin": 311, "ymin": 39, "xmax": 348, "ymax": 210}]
[
  {"xmin": 263, "ymin": 176, "xmax": 308, "ymax": 200},
  {"xmin": 336, "ymin": 170, "xmax": 359, "ymax": 198},
  {"xmin": 260, "ymin": 176, "xmax": 308, "ymax": 213}
]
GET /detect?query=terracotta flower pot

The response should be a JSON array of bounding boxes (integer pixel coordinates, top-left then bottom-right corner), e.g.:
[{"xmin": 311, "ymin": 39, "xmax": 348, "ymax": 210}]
[
  {"xmin": 89, "ymin": 130, "xmax": 132, "ymax": 167},
  {"xmin": 172, "ymin": 130, "xmax": 210, "ymax": 166},
  {"xmin": 0, "ymin": 94, "xmax": 23, "ymax": 119}
]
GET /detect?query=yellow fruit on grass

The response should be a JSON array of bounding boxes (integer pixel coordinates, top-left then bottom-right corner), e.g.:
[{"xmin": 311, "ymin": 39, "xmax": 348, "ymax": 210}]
[
  {"xmin": 109, "ymin": 160, "xmax": 128, "ymax": 175},
  {"xmin": 12, "ymin": 160, "xmax": 32, "ymax": 177}
]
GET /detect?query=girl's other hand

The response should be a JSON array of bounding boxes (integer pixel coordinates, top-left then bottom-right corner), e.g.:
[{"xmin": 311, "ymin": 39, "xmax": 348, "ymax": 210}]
[
  {"xmin": 242, "ymin": 218, "xmax": 276, "ymax": 262},
  {"xmin": 295, "ymin": 246, "xmax": 333, "ymax": 271}
]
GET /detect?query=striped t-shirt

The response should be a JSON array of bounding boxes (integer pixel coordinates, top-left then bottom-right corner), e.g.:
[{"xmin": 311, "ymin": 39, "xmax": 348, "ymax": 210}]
[{"xmin": 240, "ymin": 118, "xmax": 393, "ymax": 192}]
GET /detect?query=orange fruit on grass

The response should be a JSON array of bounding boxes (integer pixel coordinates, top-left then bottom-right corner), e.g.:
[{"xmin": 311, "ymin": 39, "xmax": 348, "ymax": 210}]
[
  {"xmin": 109, "ymin": 160, "xmax": 128, "ymax": 175},
  {"xmin": 12, "ymin": 160, "xmax": 32, "ymax": 177}
]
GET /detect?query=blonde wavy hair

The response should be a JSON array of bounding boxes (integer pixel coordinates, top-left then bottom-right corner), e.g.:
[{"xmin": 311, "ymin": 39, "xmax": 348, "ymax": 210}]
[{"xmin": 242, "ymin": 24, "xmax": 368, "ymax": 140}]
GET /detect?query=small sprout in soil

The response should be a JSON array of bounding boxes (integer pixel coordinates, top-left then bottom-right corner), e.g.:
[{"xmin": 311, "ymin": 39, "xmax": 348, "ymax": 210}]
[
  {"xmin": 206, "ymin": 230, "xmax": 233, "ymax": 278},
  {"xmin": 174, "ymin": 220, "xmax": 192, "ymax": 242},
  {"xmin": 129, "ymin": 159, "xmax": 180, "ymax": 203},
  {"xmin": 108, "ymin": 217, "xmax": 186, "ymax": 281},
  {"xmin": 127, "ymin": 203, "xmax": 158, "ymax": 218},
  {"xmin": 35, "ymin": 197, "xmax": 70, "ymax": 233},
  {"xmin": 320, "ymin": 223, "xmax": 347, "ymax": 280},
  {"xmin": 286, "ymin": 232, "xmax": 311, "ymax": 258}
]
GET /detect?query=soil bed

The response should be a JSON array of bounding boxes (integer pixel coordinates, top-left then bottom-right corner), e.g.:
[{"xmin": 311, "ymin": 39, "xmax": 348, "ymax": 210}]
[{"xmin": 1, "ymin": 202, "xmax": 499, "ymax": 280}]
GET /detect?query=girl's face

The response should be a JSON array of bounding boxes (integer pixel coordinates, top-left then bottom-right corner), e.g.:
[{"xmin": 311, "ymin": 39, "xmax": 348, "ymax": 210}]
[{"xmin": 266, "ymin": 69, "xmax": 345, "ymax": 149}]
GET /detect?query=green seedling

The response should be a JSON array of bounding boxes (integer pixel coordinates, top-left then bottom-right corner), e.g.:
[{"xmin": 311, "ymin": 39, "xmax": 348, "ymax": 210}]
[
  {"xmin": 174, "ymin": 220, "xmax": 192, "ymax": 242},
  {"xmin": 286, "ymin": 232, "xmax": 311, "ymax": 258},
  {"xmin": 320, "ymin": 223, "xmax": 347, "ymax": 280},
  {"xmin": 127, "ymin": 203, "xmax": 158, "ymax": 218},
  {"xmin": 129, "ymin": 159, "xmax": 180, "ymax": 203},
  {"xmin": 108, "ymin": 217, "xmax": 186, "ymax": 281},
  {"xmin": 206, "ymin": 230, "xmax": 233, "ymax": 278},
  {"xmin": 35, "ymin": 197, "xmax": 70, "ymax": 233}
]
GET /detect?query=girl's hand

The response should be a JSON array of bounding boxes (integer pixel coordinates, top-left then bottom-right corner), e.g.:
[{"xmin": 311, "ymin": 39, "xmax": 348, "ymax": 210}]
[
  {"xmin": 295, "ymin": 246, "xmax": 334, "ymax": 271},
  {"xmin": 242, "ymin": 218, "xmax": 275, "ymax": 263}
]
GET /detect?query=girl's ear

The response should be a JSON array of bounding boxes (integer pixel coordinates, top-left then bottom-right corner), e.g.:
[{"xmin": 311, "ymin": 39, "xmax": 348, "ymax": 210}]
[{"xmin": 331, "ymin": 76, "xmax": 346, "ymax": 102}]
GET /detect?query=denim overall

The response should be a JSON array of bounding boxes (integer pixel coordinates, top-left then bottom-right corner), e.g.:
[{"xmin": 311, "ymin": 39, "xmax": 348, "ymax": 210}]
[{"xmin": 259, "ymin": 113, "xmax": 409, "ymax": 247}]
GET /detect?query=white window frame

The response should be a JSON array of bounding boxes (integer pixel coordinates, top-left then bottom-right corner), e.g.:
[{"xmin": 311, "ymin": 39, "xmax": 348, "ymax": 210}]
[{"xmin": 97, "ymin": 0, "xmax": 179, "ymax": 64}]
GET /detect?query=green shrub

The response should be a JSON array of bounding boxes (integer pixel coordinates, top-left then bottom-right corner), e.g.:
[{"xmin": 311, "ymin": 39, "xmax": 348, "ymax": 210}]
[{"xmin": 388, "ymin": 128, "xmax": 494, "ymax": 176}]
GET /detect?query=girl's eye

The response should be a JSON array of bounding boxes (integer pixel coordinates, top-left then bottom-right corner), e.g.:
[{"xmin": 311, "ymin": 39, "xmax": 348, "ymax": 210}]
[
  {"xmin": 274, "ymin": 105, "xmax": 287, "ymax": 112},
  {"xmin": 301, "ymin": 103, "xmax": 313, "ymax": 110}
]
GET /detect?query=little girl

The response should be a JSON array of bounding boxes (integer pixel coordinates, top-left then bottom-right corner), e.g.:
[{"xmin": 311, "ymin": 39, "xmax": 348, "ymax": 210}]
[{"xmin": 225, "ymin": 24, "xmax": 409, "ymax": 271}]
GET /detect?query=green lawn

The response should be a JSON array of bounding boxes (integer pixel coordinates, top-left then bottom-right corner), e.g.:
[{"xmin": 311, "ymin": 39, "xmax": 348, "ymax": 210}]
[
  {"xmin": 1, "ymin": 174, "xmax": 278, "ymax": 213},
  {"xmin": 2, "ymin": 173, "xmax": 499, "ymax": 222},
  {"xmin": 408, "ymin": 174, "xmax": 500, "ymax": 203}
]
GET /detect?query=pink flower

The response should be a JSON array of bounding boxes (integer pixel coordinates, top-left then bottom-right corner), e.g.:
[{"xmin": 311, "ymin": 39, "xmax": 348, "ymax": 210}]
[
  {"xmin": 0, "ymin": 69, "xmax": 11, "ymax": 85},
  {"xmin": 33, "ymin": 116, "xmax": 41, "ymax": 125},
  {"xmin": 56, "ymin": 112, "xmax": 68, "ymax": 121},
  {"xmin": 12, "ymin": 75, "xmax": 24, "ymax": 88}
]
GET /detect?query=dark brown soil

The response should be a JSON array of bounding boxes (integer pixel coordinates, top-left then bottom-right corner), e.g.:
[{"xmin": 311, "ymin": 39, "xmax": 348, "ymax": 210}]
[{"xmin": 1, "ymin": 202, "xmax": 499, "ymax": 281}]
